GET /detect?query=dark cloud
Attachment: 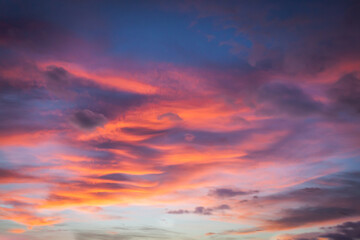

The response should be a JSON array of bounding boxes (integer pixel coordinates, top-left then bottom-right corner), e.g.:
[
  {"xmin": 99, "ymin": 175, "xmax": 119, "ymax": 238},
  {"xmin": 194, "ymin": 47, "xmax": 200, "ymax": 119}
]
[
  {"xmin": 167, "ymin": 204, "xmax": 230, "ymax": 216},
  {"xmin": 167, "ymin": 209, "xmax": 190, "ymax": 214},
  {"xmin": 43, "ymin": 66, "xmax": 149, "ymax": 119},
  {"xmin": 0, "ymin": 168, "xmax": 33, "ymax": 183},
  {"xmin": 265, "ymin": 187, "xmax": 325, "ymax": 203},
  {"xmin": 0, "ymin": 76, "xmax": 65, "ymax": 135},
  {"xmin": 93, "ymin": 140, "xmax": 162, "ymax": 160},
  {"xmin": 278, "ymin": 221, "xmax": 360, "ymax": 240},
  {"xmin": 98, "ymin": 173, "xmax": 130, "ymax": 182},
  {"xmin": 0, "ymin": 19, "xmax": 60, "ymax": 50},
  {"xmin": 328, "ymin": 73, "xmax": 360, "ymax": 116},
  {"xmin": 322, "ymin": 221, "xmax": 360, "ymax": 240},
  {"xmin": 216, "ymin": 204, "xmax": 231, "ymax": 210},
  {"xmin": 121, "ymin": 127, "xmax": 168, "ymax": 136},
  {"xmin": 157, "ymin": 112, "xmax": 182, "ymax": 121},
  {"xmin": 0, "ymin": 16, "xmax": 99, "ymax": 63},
  {"xmin": 44, "ymin": 66, "xmax": 72, "ymax": 97},
  {"xmin": 212, "ymin": 172, "xmax": 360, "ymax": 236},
  {"xmin": 258, "ymin": 82, "xmax": 322, "ymax": 116},
  {"xmin": 207, "ymin": 62, "xmax": 264, "ymax": 99},
  {"xmin": 193, "ymin": 206, "xmax": 213, "ymax": 215},
  {"xmin": 0, "ymin": 63, "xmax": 148, "ymax": 137},
  {"xmin": 0, "ymin": 18, "xmax": 92, "ymax": 64},
  {"xmin": 59, "ymin": 180, "xmax": 130, "ymax": 191},
  {"xmin": 244, "ymin": 119, "xmax": 341, "ymax": 164},
  {"xmin": 75, "ymin": 85, "xmax": 148, "ymax": 120},
  {"xmin": 185, "ymin": 0, "xmax": 360, "ymax": 75},
  {"xmin": 255, "ymin": 171, "xmax": 360, "ymax": 229},
  {"xmin": 2, "ymin": 199, "xmax": 35, "ymax": 208},
  {"xmin": 70, "ymin": 109, "xmax": 107, "ymax": 131},
  {"xmin": 0, "ymin": 168, "xmax": 20, "ymax": 179},
  {"xmin": 142, "ymin": 127, "xmax": 256, "ymax": 147},
  {"xmin": 270, "ymin": 206, "xmax": 357, "ymax": 229},
  {"xmin": 209, "ymin": 188, "xmax": 258, "ymax": 198}
]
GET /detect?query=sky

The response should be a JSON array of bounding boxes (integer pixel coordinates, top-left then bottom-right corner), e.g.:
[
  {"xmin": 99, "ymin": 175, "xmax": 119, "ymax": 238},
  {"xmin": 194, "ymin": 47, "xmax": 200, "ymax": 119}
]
[{"xmin": 0, "ymin": 0, "xmax": 360, "ymax": 239}]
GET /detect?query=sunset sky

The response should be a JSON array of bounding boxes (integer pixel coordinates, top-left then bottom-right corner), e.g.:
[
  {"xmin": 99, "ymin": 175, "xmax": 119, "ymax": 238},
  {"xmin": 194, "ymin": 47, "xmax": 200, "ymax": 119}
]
[{"xmin": 0, "ymin": 1, "xmax": 360, "ymax": 239}]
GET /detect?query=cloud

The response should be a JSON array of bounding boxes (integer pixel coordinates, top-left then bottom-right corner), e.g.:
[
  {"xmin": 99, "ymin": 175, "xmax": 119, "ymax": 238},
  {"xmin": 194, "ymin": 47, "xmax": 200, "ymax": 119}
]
[
  {"xmin": 0, "ymin": 19, "xmax": 61, "ymax": 51},
  {"xmin": 0, "ymin": 1, "xmax": 359, "ymax": 238},
  {"xmin": 74, "ymin": 225, "xmax": 184, "ymax": 240},
  {"xmin": 75, "ymin": 232, "xmax": 128, "ymax": 240},
  {"xmin": 98, "ymin": 173, "xmax": 130, "ymax": 182},
  {"xmin": 121, "ymin": 127, "xmax": 168, "ymax": 136},
  {"xmin": 70, "ymin": 109, "xmax": 107, "ymax": 131},
  {"xmin": 167, "ymin": 209, "xmax": 190, "ymax": 214},
  {"xmin": 328, "ymin": 73, "xmax": 360, "ymax": 116},
  {"xmin": 0, "ymin": 206, "xmax": 61, "ymax": 228},
  {"xmin": 92, "ymin": 139, "xmax": 162, "ymax": 160},
  {"xmin": 322, "ymin": 221, "xmax": 360, "ymax": 240},
  {"xmin": 42, "ymin": 177, "xmax": 140, "ymax": 208},
  {"xmin": 157, "ymin": 112, "xmax": 182, "ymax": 121},
  {"xmin": 193, "ymin": 206, "xmax": 213, "ymax": 215},
  {"xmin": 185, "ymin": 0, "xmax": 360, "ymax": 75},
  {"xmin": 8, "ymin": 228, "xmax": 26, "ymax": 234},
  {"xmin": 253, "ymin": 172, "xmax": 360, "ymax": 230},
  {"xmin": 257, "ymin": 82, "xmax": 322, "ymax": 116},
  {"xmin": 278, "ymin": 221, "xmax": 360, "ymax": 240},
  {"xmin": 44, "ymin": 66, "xmax": 72, "ymax": 97},
  {"xmin": 0, "ymin": 75, "xmax": 64, "ymax": 137},
  {"xmin": 269, "ymin": 206, "xmax": 357, "ymax": 229},
  {"xmin": 212, "ymin": 171, "xmax": 360, "ymax": 236},
  {"xmin": 209, "ymin": 188, "xmax": 259, "ymax": 198},
  {"xmin": 43, "ymin": 65, "xmax": 150, "ymax": 119},
  {"xmin": 167, "ymin": 204, "xmax": 230, "ymax": 216},
  {"xmin": 222, "ymin": 227, "xmax": 263, "ymax": 235},
  {"xmin": 142, "ymin": 127, "xmax": 254, "ymax": 146},
  {"xmin": 0, "ymin": 168, "xmax": 34, "ymax": 183},
  {"xmin": 74, "ymin": 85, "xmax": 148, "ymax": 119}
]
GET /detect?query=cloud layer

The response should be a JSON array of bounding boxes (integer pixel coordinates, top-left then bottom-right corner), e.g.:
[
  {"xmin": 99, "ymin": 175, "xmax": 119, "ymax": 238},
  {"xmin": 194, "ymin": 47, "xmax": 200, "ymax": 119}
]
[{"xmin": 0, "ymin": 1, "xmax": 359, "ymax": 240}]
